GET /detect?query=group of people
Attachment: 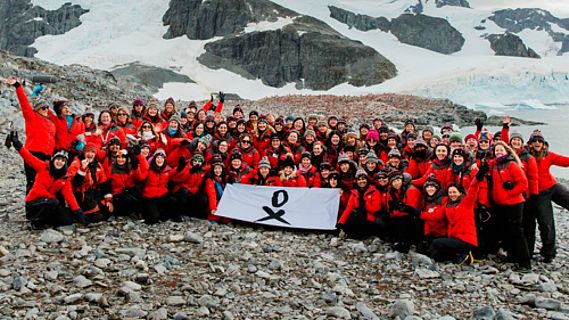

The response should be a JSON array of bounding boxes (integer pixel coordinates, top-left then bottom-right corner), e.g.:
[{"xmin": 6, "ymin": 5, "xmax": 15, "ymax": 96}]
[{"xmin": 6, "ymin": 76, "xmax": 569, "ymax": 271}]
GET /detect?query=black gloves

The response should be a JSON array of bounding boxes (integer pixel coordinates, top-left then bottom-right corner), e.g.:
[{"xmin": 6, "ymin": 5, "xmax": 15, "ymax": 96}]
[
  {"xmin": 219, "ymin": 91, "xmax": 225, "ymax": 103},
  {"xmin": 503, "ymin": 181, "xmax": 515, "ymax": 190},
  {"xmin": 73, "ymin": 209, "xmax": 89, "ymax": 225},
  {"xmin": 10, "ymin": 132, "xmax": 23, "ymax": 150},
  {"xmin": 181, "ymin": 139, "xmax": 191, "ymax": 146},
  {"xmin": 209, "ymin": 94, "xmax": 214, "ymax": 102},
  {"xmin": 476, "ymin": 161, "xmax": 489, "ymax": 181},
  {"xmin": 475, "ymin": 118, "xmax": 484, "ymax": 131},
  {"xmin": 131, "ymin": 155, "xmax": 139, "ymax": 170},
  {"xmin": 177, "ymin": 156, "xmax": 187, "ymax": 172},
  {"xmin": 132, "ymin": 144, "xmax": 141, "ymax": 156}
]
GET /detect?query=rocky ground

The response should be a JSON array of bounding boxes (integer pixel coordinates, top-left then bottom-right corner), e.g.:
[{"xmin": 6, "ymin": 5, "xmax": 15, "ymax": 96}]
[{"xmin": 1, "ymin": 149, "xmax": 569, "ymax": 320}]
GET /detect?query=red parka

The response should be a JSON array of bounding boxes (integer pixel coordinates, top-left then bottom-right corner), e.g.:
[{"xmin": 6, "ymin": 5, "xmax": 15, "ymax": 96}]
[
  {"xmin": 15, "ymin": 85, "xmax": 56, "ymax": 155},
  {"xmin": 490, "ymin": 155, "xmax": 528, "ymax": 205},
  {"xmin": 338, "ymin": 185, "xmax": 382, "ymax": 224},
  {"xmin": 445, "ymin": 180, "xmax": 480, "ymax": 247}
]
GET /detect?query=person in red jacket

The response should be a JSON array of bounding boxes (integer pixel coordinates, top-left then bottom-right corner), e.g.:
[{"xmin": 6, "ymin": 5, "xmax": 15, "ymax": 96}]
[
  {"xmin": 298, "ymin": 152, "xmax": 318, "ymax": 187},
  {"xmin": 412, "ymin": 144, "xmax": 452, "ymax": 189},
  {"xmin": 9, "ymin": 133, "xmax": 87, "ymax": 228},
  {"xmin": 7, "ymin": 77, "xmax": 56, "ymax": 194},
  {"xmin": 138, "ymin": 148, "xmax": 175, "ymax": 224},
  {"xmin": 527, "ymin": 130, "xmax": 569, "ymax": 262},
  {"xmin": 277, "ymin": 156, "xmax": 307, "ymax": 187},
  {"xmin": 427, "ymin": 163, "xmax": 487, "ymax": 264},
  {"xmin": 171, "ymin": 154, "xmax": 216, "ymax": 220},
  {"xmin": 232, "ymin": 133, "xmax": 260, "ymax": 170},
  {"xmin": 406, "ymin": 138, "xmax": 431, "ymax": 179},
  {"xmin": 490, "ymin": 141, "xmax": 531, "ymax": 270},
  {"xmin": 387, "ymin": 171, "xmax": 423, "ymax": 253},
  {"xmin": 106, "ymin": 145, "xmax": 145, "ymax": 218},
  {"xmin": 418, "ymin": 177, "xmax": 448, "ymax": 253},
  {"xmin": 51, "ymin": 99, "xmax": 85, "ymax": 162},
  {"xmin": 251, "ymin": 157, "xmax": 279, "ymax": 186},
  {"xmin": 263, "ymin": 134, "xmax": 290, "ymax": 170},
  {"xmin": 227, "ymin": 150, "xmax": 254, "ymax": 184},
  {"xmin": 337, "ymin": 168, "xmax": 381, "ymax": 239}
]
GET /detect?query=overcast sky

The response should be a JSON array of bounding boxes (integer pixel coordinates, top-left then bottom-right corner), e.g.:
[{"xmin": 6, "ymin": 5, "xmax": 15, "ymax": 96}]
[{"xmin": 471, "ymin": 0, "xmax": 569, "ymax": 17}]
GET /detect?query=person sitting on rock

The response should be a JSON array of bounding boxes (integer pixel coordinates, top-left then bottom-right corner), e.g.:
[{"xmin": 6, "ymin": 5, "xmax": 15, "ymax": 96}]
[
  {"xmin": 427, "ymin": 161, "xmax": 488, "ymax": 265},
  {"xmin": 277, "ymin": 155, "xmax": 307, "ymax": 187},
  {"xmin": 9, "ymin": 132, "xmax": 87, "ymax": 229}
]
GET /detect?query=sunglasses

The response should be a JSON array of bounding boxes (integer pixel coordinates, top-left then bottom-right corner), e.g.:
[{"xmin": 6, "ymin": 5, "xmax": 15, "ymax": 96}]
[
  {"xmin": 118, "ymin": 113, "xmax": 128, "ymax": 116},
  {"xmin": 479, "ymin": 140, "xmax": 489, "ymax": 144},
  {"xmin": 242, "ymin": 140, "xmax": 251, "ymax": 143},
  {"xmin": 39, "ymin": 106, "xmax": 48, "ymax": 110},
  {"xmin": 142, "ymin": 125, "xmax": 151, "ymax": 129}
]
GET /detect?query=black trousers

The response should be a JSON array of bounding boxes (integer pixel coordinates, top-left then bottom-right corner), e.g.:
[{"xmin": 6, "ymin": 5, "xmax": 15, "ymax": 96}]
[
  {"xmin": 528, "ymin": 187, "xmax": 557, "ymax": 259},
  {"xmin": 24, "ymin": 151, "xmax": 50, "ymax": 194},
  {"xmin": 25, "ymin": 199, "xmax": 72, "ymax": 228},
  {"xmin": 475, "ymin": 205, "xmax": 499, "ymax": 257},
  {"xmin": 113, "ymin": 189, "xmax": 141, "ymax": 217},
  {"xmin": 142, "ymin": 196, "xmax": 175, "ymax": 224},
  {"xmin": 389, "ymin": 215, "xmax": 416, "ymax": 251},
  {"xmin": 342, "ymin": 209, "xmax": 372, "ymax": 239},
  {"xmin": 552, "ymin": 183, "xmax": 569, "ymax": 210},
  {"xmin": 174, "ymin": 188, "xmax": 210, "ymax": 219},
  {"xmin": 427, "ymin": 238, "xmax": 475, "ymax": 262},
  {"xmin": 495, "ymin": 203, "xmax": 530, "ymax": 266}
]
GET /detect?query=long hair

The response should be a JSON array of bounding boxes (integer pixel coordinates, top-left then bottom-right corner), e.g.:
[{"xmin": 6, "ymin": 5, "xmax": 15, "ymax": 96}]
[{"xmin": 493, "ymin": 141, "xmax": 523, "ymax": 167}]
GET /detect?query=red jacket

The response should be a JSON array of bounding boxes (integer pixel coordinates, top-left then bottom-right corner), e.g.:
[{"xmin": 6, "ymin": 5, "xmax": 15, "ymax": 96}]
[
  {"xmin": 412, "ymin": 159, "xmax": 452, "ymax": 189},
  {"xmin": 107, "ymin": 155, "xmax": 146, "ymax": 195},
  {"xmin": 534, "ymin": 151, "xmax": 569, "ymax": 192},
  {"xmin": 276, "ymin": 171, "xmax": 307, "ymax": 187},
  {"xmin": 51, "ymin": 114, "xmax": 85, "ymax": 151},
  {"xmin": 170, "ymin": 166, "xmax": 207, "ymax": 194},
  {"xmin": 233, "ymin": 143, "xmax": 260, "ymax": 169},
  {"xmin": 68, "ymin": 158, "xmax": 108, "ymax": 194},
  {"xmin": 298, "ymin": 166, "xmax": 318, "ymax": 187},
  {"xmin": 518, "ymin": 149, "xmax": 538, "ymax": 197},
  {"xmin": 18, "ymin": 147, "xmax": 79, "ymax": 211},
  {"xmin": 262, "ymin": 145, "xmax": 290, "ymax": 170},
  {"xmin": 228, "ymin": 164, "xmax": 254, "ymax": 184},
  {"xmin": 445, "ymin": 180, "xmax": 480, "ymax": 247},
  {"xmin": 490, "ymin": 156, "xmax": 528, "ymax": 205},
  {"xmin": 15, "ymin": 85, "xmax": 56, "ymax": 155},
  {"xmin": 420, "ymin": 196, "xmax": 447, "ymax": 237},
  {"xmin": 406, "ymin": 158, "xmax": 432, "ymax": 180},
  {"xmin": 139, "ymin": 159, "xmax": 173, "ymax": 198},
  {"xmin": 388, "ymin": 184, "xmax": 422, "ymax": 218},
  {"xmin": 338, "ymin": 185, "xmax": 382, "ymax": 224}
]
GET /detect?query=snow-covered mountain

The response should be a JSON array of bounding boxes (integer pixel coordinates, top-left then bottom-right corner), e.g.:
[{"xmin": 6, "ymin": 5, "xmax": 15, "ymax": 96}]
[{"xmin": 3, "ymin": 0, "xmax": 568, "ymax": 109}]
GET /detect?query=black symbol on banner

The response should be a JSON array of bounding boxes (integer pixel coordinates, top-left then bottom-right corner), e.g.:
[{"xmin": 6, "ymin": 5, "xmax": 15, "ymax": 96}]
[{"xmin": 256, "ymin": 190, "xmax": 290, "ymax": 225}]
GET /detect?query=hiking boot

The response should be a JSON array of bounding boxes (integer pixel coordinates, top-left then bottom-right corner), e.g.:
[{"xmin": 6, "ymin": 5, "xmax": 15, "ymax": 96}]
[
  {"xmin": 458, "ymin": 251, "xmax": 475, "ymax": 266},
  {"xmin": 514, "ymin": 263, "xmax": 532, "ymax": 273},
  {"xmin": 542, "ymin": 256, "xmax": 554, "ymax": 263}
]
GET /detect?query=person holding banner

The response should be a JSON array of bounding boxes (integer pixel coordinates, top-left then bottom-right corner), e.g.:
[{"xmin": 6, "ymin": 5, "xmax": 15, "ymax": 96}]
[
  {"xmin": 277, "ymin": 156, "xmax": 307, "ymax": 187},
  {"xmin": 337, "ymin": 168, "xmax": 381, "ymax": 239}
]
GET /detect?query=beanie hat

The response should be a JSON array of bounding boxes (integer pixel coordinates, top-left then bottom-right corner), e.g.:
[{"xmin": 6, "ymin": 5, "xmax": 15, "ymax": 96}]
[
  {"xmin": 257, "ymin": 117, "xmax": 268, "ymax": 125},
  {"xmin": 133, "ymin": 98, "xmax": 144, "ymax": 106},
  {"xmin": 424, "ymin": 177, "xmax": 441, "ymax": 191},
  {"xmin": 528, "ymin": 130, "xmax": 545, "ymax": 142},
  {"xmin": 464, "ymin": 134, "xmax": 477, "ymax": 142},
  {"xmin": 205, "ymin": 115, "xmax": 215, "ymax": 123},
  {"xmin": 451, "ymin": 148, "xmax": 467, "ymax": 158},
  {"xmin": 355, "ymin": 167, "xmax": 368, "ymax": 179},
  {"xmin": 147, "ymin": 100, "xmax": 159, "ymax": 110},
  {"xmin": 316, "ymin": 120, "xmax": 328, "ymax": 128},
  {"xmin": 274, "ymin": 118, "xmax": 284, "ymax": 126},
  {"xmin": 478, "ymin": 131, "xmax": 491, "ymax": 142},
  {"xmin": 388, "ymin": 148, "xmax": 402, "ymax": 159},
  {"xmin": 140, "ymin": 141, "xmax": 150, "ymax": 150},
  {"xmin": 493, "ymin": 131, "xmax": 502, "ymax": 139},
  {"xmin": 83, "ymin": 143, "xmax": 98, "ymax": 154},
  {"xmin": 304, "ymin": 129, "xmax": 316, "ymax": 138},
  {"xmin": 388, "ymin": 170, "xmax": 403, "ymax": 184},
  {"xmin": 53, "ymin": 100, "xmax": 68, "ymax": 116},
  {"xmin": 307, "ymin": 114, "xmax": 318, "ymax": 121},
  {"xmin": 431, "ymin": 134, "xmax": 441, "ymax": 141},
  {"xmin": 258, "ymin": 156, "xmax": 271, "ymax": 169},
  {"xmin": 449, "ymin": 132, "xmax": 463, "ymax": 143},
  {"xmin": 230, "ymin": 150, "xmax": 242, "ymax": 161},
  {"xmin": 358, "ymin": 146, "xmax": 370, "ymax": 156},
  {"xmin": 169, "ymin": 114, "xmax": 181, "ymax": 124},
  {"xmin": 328, "ymin": 170, "xmax": 339, "ymax": 180},
  {"xmin": 413, "ymin": 139, "xmax": 429, "ymax": 149},
  {"xmin": 249, "ymin": 110, "xmax": 259, "ymax": 117},
  {"xmin": 154, "ymin": 148, "xmax": 166, "ymax": 158},
  {"xmin": 510, "ymin": 131, "xmax": 523, "ymax": 143},
  {"xmin": 359, "ymin": 123, "xmax": 370, "ymax": 130},
  {"xmin": 165, "ymin": 97, "xmax": 175, "ymax": 105},
  {"xmin": 365, "ymin": 150, "xmax": 379, "ymax": 164},
  {"xmin": 232, "ymin": 105, "xmax": 243, "ymax": 114},
  {"xmin": 188, "ymin": 100, "xmax": 198, "ymax": 109},
  {"xmin": 285, "ymin": 115, "xmax": 295, "ymax": 122},
  {"xmin": 211, "ymin": 154, "xmax": 224, "ymax": 165},
  {"xmin": 345, "ymin": 130, "xmax": 358, "ymax": 140},
  {"xmin": 378, "ymin": 125, "xmax": 390, "ymax": 134},
  {"xmin": 51, "ymin": 150, "xmax": 69, "ymax": 162},
  {"xmin": 270, "ymin": 133, "xmax": 281, "ymax": 141},
  {"xmin": 440, "ymin": 123, "xmax": 453, "ymax": 134},
  {"xmin": 337, "ymin": 118, "xmax": 347, "ymax": 125},
  {"xmin": 366, "ymin": 130, "xmax": 379, "ymax": 141},
  {"xmin": 422, "ymin": 126, "xmax": 434, "ymax": 134},
  {"xmin": 328, "ymin": 115, "xmax": 339, "ymax": 121},
  {"xmin": 337, "ymin": 152, "xmax": 350, "ymax": 164},
  {"xmin": 32, "ymin": 98, "xmax": 50, "ymax": 111},
  {"xmin": 300, "ymin": 151, "xmax": 312, "ymax": 161},
  {"xmin": 343, "ymin": 145, "xmax": 356, "ymax": 153},
  {"xmin": 191, "ymin": 153, "xmax": 205, "ymax": 164},
  {"xmin": 109, "ymin": 136, "xmax": 121, "ymax": 146},
  {"xmin": 199, "ymin": 136, "xmax": 212, "ymax": 148},
  {"xmin": 319, "ymin": 162, "xmax": 332, "ymax": 171},
  {"xmin": 282, "ymin": 155, "xmax": 296, "ymax": 169},
  {"xmin": 404, "ymin": 119, "xmax": 414, "ymax": 127},
  {"xmin": 406, "ymin": 132, "xmax": 417, "ymax": 140},
  {"xmin": 108, "ymin": 102, "xmax": 120, "ymax": 110},
  {"xmin": 83, "ymin": 107, "xmax": 95, "ymax": 118}
]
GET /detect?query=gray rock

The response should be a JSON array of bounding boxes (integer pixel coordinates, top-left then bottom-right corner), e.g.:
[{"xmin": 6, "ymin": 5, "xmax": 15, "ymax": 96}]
[
  {"xmin": 356, "ymin": 302, "xmax": 379, "ymax": 320},
  {"xmin": 121, "ymin": 307, "xmax": 148, "ymax": 318},
  {"xmin": 111, "ymin": 63, "xmax": 194, "ymax": 91},
  {"xmin": 517, "ymin": 293, "xmax": 537, "ymax": 305},
  {"xmin": 410, "ymin": 253, "xmax": 434, "ymax": 267},
  {"xmin": 535, "ymin": 297, "xmax": 561, "ymax": 311},
  {"xmin": 390, "ymin": 299, "xmax": 414, "ymax": 319},
  {"xmin": 198, "ymin": 294, "xmax": 220, "ymax": 308},
  {"xmin": 327, "ymin": 306, "xmax": 352, "ymax": 319},
  {"xmin": 472, "ymin": 305, "xmax": 496, "ymax": 320},
  {"xmin": 435, "ymin": 0, "xmax": 470, "ymax": 8},
  {"xmin": 223, "ymin": 311, "xmax": 235, "ymax": 320},
  {"xmin": 486, "ymin": 33, "xmax": 540, "ymax": 58},
  {"xmin": 184, "ymin": 232, "xmax": 204, "ymax": 244},
  {"xmin": 123, "ymin": 281, "xmax": 142, "ymax": 291},
  {"xmin": 11, "ymin": 276, "xmax": 26, "ymax": 291},
  {"xmin": 438, "ymin": 317, "xmax": 457, "ymax": 320},
  {"xmin": 64, "ymin": 293, "xmax": 83, "ymax": 304},
  {"xmin": 268, "ymin": 259, "xmax": 283, "ymax": 271},
  {"xmin": 149, "ymin": 307, "xmax": 168, "ymax": 320},
  {"xmin": 197, "ymin": 306, "xmax": 210, "ymax": 316},
  {"xmin": 329, "ymin": 6, "xmax": 390, "ymax": 32},
  {"xmin": 40, "ymin": 229, "xmax": 65, "ymax": 243},
  {"xmin": 173, "ymin": 312, "xmax": 189, "ymax": 320},
  {"xmin": 168, "ymin": 234, "xmax": 184, "ymax": 242},
  {"xmin": 495, "ymin": 309, "xmax": 515, "ymax": 320},
  {"xmin": 167, "ymin": 296, "xmax": 186, "ymax": 306},
  {"xmin": 73, "ymin": 275, "xmax": 92, "ymax": 288},
  {"xmin": 322, "ymin": 290, "xmax": 339, "ymax": 305},
  {"xmin": 415, "ymin": 268, "xmax": 440, "ymax": 279},
  {"xmin": 540, "ymin": 282, "xmax": 557, "ymax": 292}
]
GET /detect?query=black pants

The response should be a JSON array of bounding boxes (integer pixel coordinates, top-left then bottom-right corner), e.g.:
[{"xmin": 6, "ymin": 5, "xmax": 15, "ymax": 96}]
[
  {"xmin": 389, "ymin": 215, "xmax": 415, "ymax": 252},
  {"xmin": 495, "ymin": 203, "xmax": 530, "ymax": 266},
  {"xmin": 113, "ymin": 189, "xmax": 141, "ymax": 217},
  {"xmin": 24, "ymin": 151, "xmax": 50, "ymax": 194},
  {"xmin": 530, "ymin": 187, "xmax": 557, "ymax": 259},
  {"xmin": 552, "ymin": 183, "xmax": 569, "ymax": 210},
  {"xmin": 142, "ymin": 196, "xmax": 175, "ymax": 224},
  {"xmin": 342, "ymin": 209, "xmax": 372, "ymax": 239},
  {"xmin": 427, "ymin": 238, "xmax": 475, "ymax": 262},
  {"xmin": 174, "ymin": 188, "xmax": 209, "ymax": 219},
  {"xmin": 25, "ymin": 199, "xmax": 72, "ymax": 228},
  {"xmin": 475, "ymin": 205, "xmax": 498, "ymax": 257}
]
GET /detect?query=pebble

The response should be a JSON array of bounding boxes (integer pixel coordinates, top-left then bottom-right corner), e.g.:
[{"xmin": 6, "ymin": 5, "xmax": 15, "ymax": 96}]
[
  {"xmin": 0, "ymin": 246, "xmax": 9, "ymax": 257},
  {"xmin": 149, "ymin": 307, "xmax": 168, "ymax": 320},
  {"xmin": 198, "ymin": 294, "xmax": 220, "ymax": 308},
  {"xmin": 535, "ymin": 297, "xmax": 562, "ymax": 311},
  {"xmin": 327, "ymin": 306, "xmax": 352, "ymax": 319},
  {"xmin": 356, "ymin": 302, "xmax": 379, "ymax": 320},
  {"xmin": 390, "ymin": 299, "xmax": 414, "ymax": 319},
  {"xmin": 167, "ymin": 296, "xmax": 186, "ymax": 306},
  {"xmin": 64, "ymin": 293, "xmax": 83, "ymax": 304},
  {"xmin": 169, "ymin": 234, "xmax": 184, "ymax": 242},
  {"xmin": 495, "ymin": 308, "xmax": 515, "ymax": 320},
  {"xmin": 223, "ymin": 310, "xmax": 235, "ymax": 320},
  {"xmin": 39, "ymin": 229, "xmax": 65, "ymax": 243},
  {"xmin": 184, "ymin": 232, "xmax": 203, "ymax": 244},
  {"xmin": 73, "ymin": 275, "xmax": 92, "ymax": 288},
  {"xmin": 173, "ymin": 311, "xmax": 189, "ymax": 320},
  {"xmin": 472, "ymin": 305, "xmax": 495, "ymax": 320},
  {"xmin": 415, "ymin": 268, "xmax": 440, "ymax": 279}
]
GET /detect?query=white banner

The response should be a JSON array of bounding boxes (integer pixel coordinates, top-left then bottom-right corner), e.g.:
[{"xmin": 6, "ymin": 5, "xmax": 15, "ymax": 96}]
[{"xmin": 215, "ymin": 183, "xmax": 340, "ymax": 230}]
